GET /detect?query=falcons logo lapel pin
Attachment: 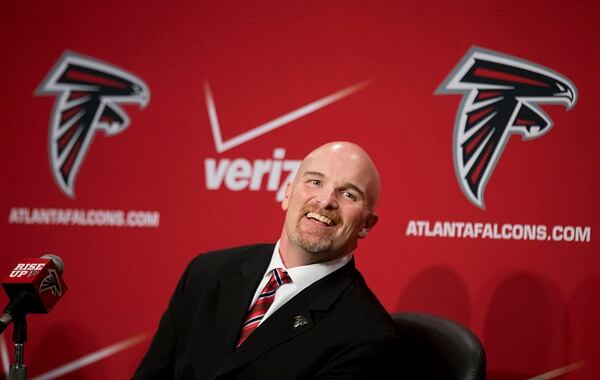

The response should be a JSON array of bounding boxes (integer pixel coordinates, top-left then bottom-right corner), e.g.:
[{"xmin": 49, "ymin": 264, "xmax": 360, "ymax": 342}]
[
  {"xmin": 436, "ymin": 46, "xmax": 577, "ymax": 209},
  {"xmin": 36, "ymin": 51, "xmax": 150, "ymax": 198}
]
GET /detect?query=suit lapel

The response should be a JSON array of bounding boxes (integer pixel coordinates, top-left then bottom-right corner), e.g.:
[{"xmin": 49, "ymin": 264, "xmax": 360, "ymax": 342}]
[
  {"xmin": 182, "ymin": 245, "xmax": 271, "ymax": 375},
  {"xmin": 213, "ymin": 250, "xmax": 272, "ymax": 352},
  {"xmin": 213, "ymin": 259, "xmax": 358, "ymax": 378}
]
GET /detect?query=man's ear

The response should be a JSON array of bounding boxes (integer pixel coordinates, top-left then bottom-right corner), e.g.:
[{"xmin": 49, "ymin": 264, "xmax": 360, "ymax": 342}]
[
  {"xmin": 358, "ymin": 213, "xmax": 379, "ymax": 239},
  {"xmin": 281, "ymin": 182, "xmax": 292, "ymax": 211}
]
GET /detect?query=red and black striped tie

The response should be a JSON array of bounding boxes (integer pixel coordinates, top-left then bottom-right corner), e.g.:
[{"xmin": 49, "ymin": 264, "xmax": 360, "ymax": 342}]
[{"xmin": 236, "ymin": 268, "xmax": 292, "ymax": 347}]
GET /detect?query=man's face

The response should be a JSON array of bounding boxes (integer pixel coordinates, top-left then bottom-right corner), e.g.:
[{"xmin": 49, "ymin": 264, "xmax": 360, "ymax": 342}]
[{"xmin": 281, "ymin": 143, "xmax": 379, "ymax": 264}]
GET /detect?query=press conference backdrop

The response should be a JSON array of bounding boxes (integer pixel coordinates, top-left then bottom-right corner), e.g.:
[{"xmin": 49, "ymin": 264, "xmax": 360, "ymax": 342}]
[{"xmin": 1, "ymin": 1, "xmax": 598, "ymax": 379}]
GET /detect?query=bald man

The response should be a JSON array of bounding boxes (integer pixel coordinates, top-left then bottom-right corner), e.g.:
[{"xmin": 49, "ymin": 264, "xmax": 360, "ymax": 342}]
[{"xmin": 134, "ymin": 142, "xmax": 399, "ymax": 380}]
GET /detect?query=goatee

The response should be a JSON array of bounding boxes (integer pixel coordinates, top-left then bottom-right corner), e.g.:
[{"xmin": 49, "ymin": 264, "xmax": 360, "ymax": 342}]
[{"xmin": 291, "ymin": 204, "xmax": 340, "ymax": 253}]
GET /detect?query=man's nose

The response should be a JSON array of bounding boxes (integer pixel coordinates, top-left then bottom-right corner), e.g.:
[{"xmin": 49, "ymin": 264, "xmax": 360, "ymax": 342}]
[{"xmin": 316, "ymin": 188, "xmax": 338, "ymax": 209}]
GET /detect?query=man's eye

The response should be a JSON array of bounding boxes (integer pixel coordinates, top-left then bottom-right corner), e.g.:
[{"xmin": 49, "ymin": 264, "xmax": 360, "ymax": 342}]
[
  {"xmin": 342, "ymin": 191, "xmax": 357, "ymax": 201},
  {"xmin": 308, "ymin": 179, "xmax": 321, "ymax": 186}
]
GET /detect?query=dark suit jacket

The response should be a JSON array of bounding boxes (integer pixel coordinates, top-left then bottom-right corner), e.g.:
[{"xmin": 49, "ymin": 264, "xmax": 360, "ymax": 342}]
[{"xmin": 133, "ymin": 244, "xmax": 399, "ymax": 380}]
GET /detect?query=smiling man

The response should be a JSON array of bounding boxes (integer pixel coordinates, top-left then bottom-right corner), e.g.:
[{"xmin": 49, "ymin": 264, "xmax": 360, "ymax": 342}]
[
  {"xmin": 134, "ymin": 142, "xmax": 399, "ymax": 380},
  {"xmin": 280, "ymin": 142, "xmax": 380, "ymax": 267}
]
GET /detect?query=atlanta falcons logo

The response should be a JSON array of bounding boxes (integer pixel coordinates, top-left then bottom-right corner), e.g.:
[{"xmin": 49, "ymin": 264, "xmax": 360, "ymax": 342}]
[
  {"xmin": 39, "ymin": 269, "xmax": 63, "ymax": 297},
  {"xmin": 36, "ymin": 51, "xmax": 150, "ymax": 197},
  {"xmin": 437, "ymin": 47, "xmax": 576, "ymax": 209}
]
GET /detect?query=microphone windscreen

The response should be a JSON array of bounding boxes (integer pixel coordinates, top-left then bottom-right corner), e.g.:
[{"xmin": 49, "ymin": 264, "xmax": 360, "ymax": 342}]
[{"xmin": 41, "ymin": 254, "xmax": 64, "ymax": 274}]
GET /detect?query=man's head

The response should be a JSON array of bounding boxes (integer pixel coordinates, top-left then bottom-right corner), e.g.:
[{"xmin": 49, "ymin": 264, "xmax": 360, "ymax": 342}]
[{"xmin": 280, "ymin": 141, "xmax": 380, "ymax": 267}]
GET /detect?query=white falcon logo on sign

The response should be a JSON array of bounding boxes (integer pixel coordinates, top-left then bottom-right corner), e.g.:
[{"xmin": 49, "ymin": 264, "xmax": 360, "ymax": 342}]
[
  {"xmin": 36, "ymin": 51, "xmax": 150, "ymax": 198},
  {"xmin": 437, "ymin": 47, "xmax": 576, "ymax": 209}
]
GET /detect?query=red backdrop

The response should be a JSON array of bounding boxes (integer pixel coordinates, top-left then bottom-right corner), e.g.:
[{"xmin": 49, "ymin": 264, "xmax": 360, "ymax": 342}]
[{"xmin": 1, "ymin": 1, "xmax": 598, "ymax": 379}]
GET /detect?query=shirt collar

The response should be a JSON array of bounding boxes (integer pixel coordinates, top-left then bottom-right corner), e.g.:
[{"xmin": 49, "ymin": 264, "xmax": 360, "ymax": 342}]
[{"xmin": 265, "ymin": 240, "xmax": 353, "ymax": 288}]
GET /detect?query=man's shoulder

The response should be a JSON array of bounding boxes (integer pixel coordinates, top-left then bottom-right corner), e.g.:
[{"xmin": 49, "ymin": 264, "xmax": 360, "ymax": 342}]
[
  {"xmin": 173, "ymin": 244, "xmax": 273, "ymax": 292},
  {"xmin": 335, "ymin": 270, "xmax": 397, "ymax": 334},
  {"xmin": 186, "ymin": 243, "xmax": 274, "ymax": 272}
]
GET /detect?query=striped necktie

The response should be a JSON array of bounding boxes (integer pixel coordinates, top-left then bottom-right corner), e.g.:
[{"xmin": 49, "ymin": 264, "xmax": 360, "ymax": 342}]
[{"xmin": 236, "ymin": 268, "xmax": 292, "ymax": 348}]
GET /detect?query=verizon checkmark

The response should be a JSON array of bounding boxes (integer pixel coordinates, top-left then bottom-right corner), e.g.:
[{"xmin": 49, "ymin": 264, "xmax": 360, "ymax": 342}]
[{"xmin": 204, "ymin": 80, "xmax": 371, "ymax": 153}]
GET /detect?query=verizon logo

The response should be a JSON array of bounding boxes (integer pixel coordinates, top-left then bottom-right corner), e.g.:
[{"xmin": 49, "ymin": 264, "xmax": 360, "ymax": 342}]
[
  {"xmin": 202, "ymin": 79, "xmax": 369, "ymax": 201},
  {"xmin": 205, "ymin": 148, "xmax": 299, "ymax": 201}
]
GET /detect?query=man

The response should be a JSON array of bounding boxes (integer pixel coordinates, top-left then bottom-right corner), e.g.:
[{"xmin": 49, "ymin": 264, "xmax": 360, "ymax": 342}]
[{"xmin": 133, "ymin": 142, "xmax": 399, "ymax": 379}]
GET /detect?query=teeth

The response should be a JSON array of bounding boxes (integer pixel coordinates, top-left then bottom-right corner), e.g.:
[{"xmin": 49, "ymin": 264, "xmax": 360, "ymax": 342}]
[{"xmin": 307, "ymin": 212, "xmax": 333, "ymax": 226}]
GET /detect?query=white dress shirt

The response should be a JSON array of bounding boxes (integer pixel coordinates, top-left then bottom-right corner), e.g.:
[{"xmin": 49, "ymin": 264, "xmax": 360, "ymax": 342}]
[{"xmin": 247, "ymin": 240, "xmax": 353, "ymax": 326}]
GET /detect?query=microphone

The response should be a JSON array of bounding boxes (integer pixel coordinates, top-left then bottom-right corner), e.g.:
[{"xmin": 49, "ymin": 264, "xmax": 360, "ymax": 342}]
[{"xmin": 0, "ymin": 254, "xmax": 68, "ymax": 334}]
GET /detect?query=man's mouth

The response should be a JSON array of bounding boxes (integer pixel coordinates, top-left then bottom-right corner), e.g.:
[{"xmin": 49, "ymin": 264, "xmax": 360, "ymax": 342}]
[{"xmin": 305, "ymin": 212, "xmax": 335, "ymax": 226}]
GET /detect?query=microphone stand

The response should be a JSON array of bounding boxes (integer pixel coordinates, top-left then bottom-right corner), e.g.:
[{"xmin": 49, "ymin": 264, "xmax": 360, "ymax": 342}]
[{"xmin": 8, "ymin": 313, "xmax": 27, "ymax": 380}]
